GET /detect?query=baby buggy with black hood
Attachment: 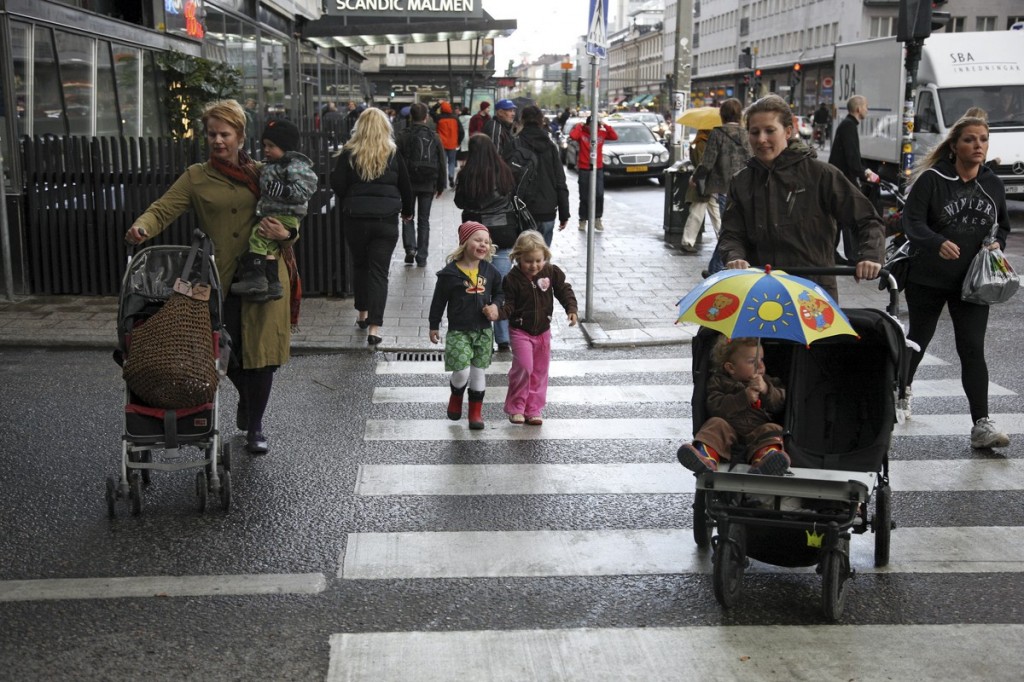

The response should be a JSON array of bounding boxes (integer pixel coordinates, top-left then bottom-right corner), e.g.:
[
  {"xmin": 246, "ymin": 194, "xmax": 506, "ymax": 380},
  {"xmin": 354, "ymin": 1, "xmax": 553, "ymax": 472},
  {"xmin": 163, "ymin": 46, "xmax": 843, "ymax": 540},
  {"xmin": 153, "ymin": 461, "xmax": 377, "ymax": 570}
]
[
  {"xmin": 106, "ymin": 230, "xmax": 232, "ymax": 516},
  {"xmin": 686, "ymin": 266, "xmax": 908, "ymax": 620}
]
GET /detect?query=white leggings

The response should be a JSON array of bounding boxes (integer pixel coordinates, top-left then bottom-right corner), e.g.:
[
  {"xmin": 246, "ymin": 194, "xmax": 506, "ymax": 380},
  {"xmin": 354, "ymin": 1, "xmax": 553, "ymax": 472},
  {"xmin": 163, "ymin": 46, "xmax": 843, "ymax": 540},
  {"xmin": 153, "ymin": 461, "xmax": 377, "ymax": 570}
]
[{"xmin": 451, "ymin": 366, "xmax": 486, "ymax": 392}]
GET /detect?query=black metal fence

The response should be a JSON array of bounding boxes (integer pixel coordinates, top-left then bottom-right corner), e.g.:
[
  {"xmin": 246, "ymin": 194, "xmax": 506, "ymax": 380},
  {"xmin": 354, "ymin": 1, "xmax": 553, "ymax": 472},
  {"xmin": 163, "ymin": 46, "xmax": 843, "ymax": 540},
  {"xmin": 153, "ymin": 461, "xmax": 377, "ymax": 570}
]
[{"xmin": 19, "ymin": 133, "xmax": 351, "ymax": 296}]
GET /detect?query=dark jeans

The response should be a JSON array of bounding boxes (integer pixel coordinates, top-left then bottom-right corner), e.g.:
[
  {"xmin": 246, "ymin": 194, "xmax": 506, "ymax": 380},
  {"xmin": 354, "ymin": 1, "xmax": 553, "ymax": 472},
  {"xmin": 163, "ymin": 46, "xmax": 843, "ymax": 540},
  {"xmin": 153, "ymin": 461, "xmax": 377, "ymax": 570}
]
[
  {"xmin": 905, "ymin": 280, "xmax": 991, "ymax": 422},
  {"xmin": 403, "ymin": 192, "xmax": 434, "ymax": 262},
  {"xmin": 445, "ymin": 149, "xmax": 457, "ymax": 181},
  {"xmin": 577, "ymin": 169, "xmax": 604, "ymax": 220},
  {"xmin": 707, "ymin": 193, "xmax": 728, "ymax": 274},
  {"xmin": 344, "ymin": 216, "xmax": 399, "ymax": 326}
]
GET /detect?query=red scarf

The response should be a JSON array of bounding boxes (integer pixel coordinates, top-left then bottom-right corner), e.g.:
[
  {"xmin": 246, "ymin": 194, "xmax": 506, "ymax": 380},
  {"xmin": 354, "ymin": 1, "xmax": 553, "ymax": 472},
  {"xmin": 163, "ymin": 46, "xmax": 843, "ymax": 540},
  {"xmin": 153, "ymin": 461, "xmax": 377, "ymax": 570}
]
[{"xmin": 210, "ymin": 149, "xmax": 261, "ymax": 198}]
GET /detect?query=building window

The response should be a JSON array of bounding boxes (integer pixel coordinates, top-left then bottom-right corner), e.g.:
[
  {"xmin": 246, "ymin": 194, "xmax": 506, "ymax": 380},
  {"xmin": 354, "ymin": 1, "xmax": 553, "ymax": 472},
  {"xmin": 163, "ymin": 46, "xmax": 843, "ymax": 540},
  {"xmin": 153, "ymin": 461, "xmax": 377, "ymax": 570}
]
[
  {"xmin": 947, "ymin": 17, "xmax": 965, "ymax": 32},
  {"xmin": 975, "ymin": 16, "xmax": 997, "ymax": 32},
  {"xmin": 870, "ymin": 16, "xmax": 895, "ymax": 38}
]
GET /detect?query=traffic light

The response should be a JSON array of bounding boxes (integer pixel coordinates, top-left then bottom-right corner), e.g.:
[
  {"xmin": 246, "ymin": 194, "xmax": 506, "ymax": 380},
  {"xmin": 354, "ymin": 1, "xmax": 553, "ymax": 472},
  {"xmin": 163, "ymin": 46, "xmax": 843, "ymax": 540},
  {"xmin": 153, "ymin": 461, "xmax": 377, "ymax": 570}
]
[
  {"xmin": 743, "ymin": 74, "xmax": 751, "ymax": 86},
  {"xmin": 577, "ymin": 77, "xmax": 584, "ymax": 95},
  {"xmin": 792, "ymin": 63, "xmax": 802, "ymax": 84},
  {"xmin": 897, "ymin": 0, "xmax": 948, "ymax": 41},
  {"xmin": 563, "ymin": 70, "xmax": 570, "ymax": 95},
  {"xmin": 740, "ymin": 46, "xmax": 752, "ymax": 69},
  {"xmin": 754, "ymin": 68, "xmax": 762, "ymax": 89},
  {"xmin": 931, "ymin": 0, "xmax": 951, "ymax": 31}
]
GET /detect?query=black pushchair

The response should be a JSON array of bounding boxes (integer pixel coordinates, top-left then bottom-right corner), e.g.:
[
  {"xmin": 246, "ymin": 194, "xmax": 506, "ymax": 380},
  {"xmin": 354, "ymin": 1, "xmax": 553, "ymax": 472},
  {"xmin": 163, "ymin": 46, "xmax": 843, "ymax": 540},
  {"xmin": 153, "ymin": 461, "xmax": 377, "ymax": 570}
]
[
  {"xmin": 105, "ymin": 231, "xmax": 232, "ymax": 516},
  {"xmin": 690, "ymin": 267, "xmax": 908, "ymax": 620}
]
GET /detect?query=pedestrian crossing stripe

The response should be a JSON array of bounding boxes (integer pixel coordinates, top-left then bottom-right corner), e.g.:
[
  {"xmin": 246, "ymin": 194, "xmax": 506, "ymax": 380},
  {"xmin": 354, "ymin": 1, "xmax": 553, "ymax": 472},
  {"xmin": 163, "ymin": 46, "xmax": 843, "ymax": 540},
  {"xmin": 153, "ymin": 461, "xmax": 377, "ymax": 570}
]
[
  {"xmin": 370, "ymin": 379, "xmax": 1013, "ymax": 404},
  {"xmin": 363, "ymin": 413, "xmax": 1024, "ymax": 441},
  {"xmin": 363, "ymin": 418, "xmax": 690, "ymax": 441},
  {"xmin": 339, "ymin": 526, "xmax": 1024, "ymax": 579},
  {"xmin": 326, "ymin": 624, "xmax": 1024, "ymax": 682},
  {"xmin": 0, "ymin": 573, "xmax": 327, "ymax": 603},
  {"xmin": 375, "ymin": 353, "xmax": 948, "ymax": 376},
  {"xmin": 372, "ymin": 384, "xmax": 690, "ymax": 404},
  {"xmin": 375, "ymin": 358, "xmax": 691, "ymax": 376},
  {"xmin": 353, "ymin": 460, "xmax": 1024, "ymax": 496}
]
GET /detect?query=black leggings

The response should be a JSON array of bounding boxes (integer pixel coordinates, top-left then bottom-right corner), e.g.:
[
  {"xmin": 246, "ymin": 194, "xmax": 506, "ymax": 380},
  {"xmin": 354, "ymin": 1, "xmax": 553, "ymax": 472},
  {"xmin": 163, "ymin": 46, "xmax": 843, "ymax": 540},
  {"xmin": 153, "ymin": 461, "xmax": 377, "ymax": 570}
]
[
  {"xmin": 223, "ymin": 293, "xmax": 278, "ymax": 433},
  {"xmin": 905, "ymin": 281, "xmax": 990, "ymax": 422}
]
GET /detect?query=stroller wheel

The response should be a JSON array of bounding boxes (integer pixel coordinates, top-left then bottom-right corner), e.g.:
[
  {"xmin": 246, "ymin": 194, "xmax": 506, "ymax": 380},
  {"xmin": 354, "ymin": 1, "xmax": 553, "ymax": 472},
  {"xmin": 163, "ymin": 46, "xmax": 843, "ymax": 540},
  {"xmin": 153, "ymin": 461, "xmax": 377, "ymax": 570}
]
[
  {"xmin": 195, "ymin": 470, "xmax": 208, "ymax": 513},
  {"xmin": 105, "ymin": 476, "xmax": 118, "ymax": 518},
  {"xmin": 129, "ymin": 473, "xmax": 143, "ymax": 516},
  {"xmin": 221, "ymin": 442, "xmax": 232, "ymax": 472},
  {"xmin": 219, "ymin": 467, "xmax": 232, "ymax": 511},
  {"xmin": 873, "ymin": 484, "xmax": 893, "ymax": 567},
  {"xmin": 712, "ymin": 523, "xmax": 747, "ymax": 608},
  {"xmin": 692, "ymin": 490, "xmax": 712, "ymax": 548},
  {"xmin": 821, "ymin": 536, "xmax": 852, "ymax": 621}
]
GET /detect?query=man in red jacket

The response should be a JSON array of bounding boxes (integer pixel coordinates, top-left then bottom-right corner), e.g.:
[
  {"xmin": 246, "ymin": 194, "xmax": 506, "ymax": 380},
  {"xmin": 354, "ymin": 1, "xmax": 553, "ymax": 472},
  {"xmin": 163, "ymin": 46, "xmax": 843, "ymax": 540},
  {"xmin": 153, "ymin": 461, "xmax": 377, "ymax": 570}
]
[
  {"xmin": 432, "ymin": 100, "xmax": 465, "ymax": 187},
  {"xmin": 469, "ymin": 101, "xmax": 490, "ymax": 135},
  {"xmin": 569, "ymin": 115, "xmax": 618, "ymax": 231}
]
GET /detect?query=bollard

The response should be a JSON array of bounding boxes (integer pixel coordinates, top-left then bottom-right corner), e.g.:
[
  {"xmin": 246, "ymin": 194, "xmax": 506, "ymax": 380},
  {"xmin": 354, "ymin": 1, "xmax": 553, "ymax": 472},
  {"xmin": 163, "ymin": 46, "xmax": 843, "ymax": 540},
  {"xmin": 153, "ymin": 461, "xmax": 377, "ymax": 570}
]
[{"xmin": 662, "ymin": 160, "xmax": 692, "ymax": 248}]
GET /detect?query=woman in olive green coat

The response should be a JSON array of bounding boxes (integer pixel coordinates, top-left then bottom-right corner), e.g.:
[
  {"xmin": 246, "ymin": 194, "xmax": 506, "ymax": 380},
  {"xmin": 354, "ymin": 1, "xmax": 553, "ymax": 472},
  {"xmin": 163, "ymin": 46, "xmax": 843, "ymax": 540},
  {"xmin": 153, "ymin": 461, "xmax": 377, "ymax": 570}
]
[{"xmin": 126, "ymin": 99, "xmax": 293, "ymax": 455}]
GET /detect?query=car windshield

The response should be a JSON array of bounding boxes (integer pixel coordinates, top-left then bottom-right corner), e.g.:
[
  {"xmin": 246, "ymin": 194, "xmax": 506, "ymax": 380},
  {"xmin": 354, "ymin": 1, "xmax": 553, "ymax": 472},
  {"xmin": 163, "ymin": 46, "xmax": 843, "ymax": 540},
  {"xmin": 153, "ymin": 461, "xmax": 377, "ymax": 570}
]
[
  {"xmin": 607, "ymin": 125, "xmax": 656, "ymax": 144},
  {"xmin": 938, "ymin": 86, "xmax": 1024, "ymax": 127}
]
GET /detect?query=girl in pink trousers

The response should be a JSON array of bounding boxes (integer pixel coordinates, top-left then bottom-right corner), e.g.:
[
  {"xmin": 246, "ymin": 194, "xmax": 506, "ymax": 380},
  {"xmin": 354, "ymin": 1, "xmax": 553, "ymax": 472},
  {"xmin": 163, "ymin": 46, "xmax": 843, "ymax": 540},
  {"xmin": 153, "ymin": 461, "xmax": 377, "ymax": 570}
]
[{"xmin": 498, "ymin": 230, "xmax": 578, "ymax": 425}]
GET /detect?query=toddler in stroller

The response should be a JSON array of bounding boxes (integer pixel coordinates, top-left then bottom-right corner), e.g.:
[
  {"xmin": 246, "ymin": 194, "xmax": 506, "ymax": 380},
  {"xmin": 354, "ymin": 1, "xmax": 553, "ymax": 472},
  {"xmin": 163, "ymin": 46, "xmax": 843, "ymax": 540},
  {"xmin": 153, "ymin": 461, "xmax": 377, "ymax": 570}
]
[
  {"xmin": 106, "ymin": 231, "xmax": 232, "ymax": 516},
  {"xmin": 677, "ymin": 336, "xmax": 790, "ymax": 477}
]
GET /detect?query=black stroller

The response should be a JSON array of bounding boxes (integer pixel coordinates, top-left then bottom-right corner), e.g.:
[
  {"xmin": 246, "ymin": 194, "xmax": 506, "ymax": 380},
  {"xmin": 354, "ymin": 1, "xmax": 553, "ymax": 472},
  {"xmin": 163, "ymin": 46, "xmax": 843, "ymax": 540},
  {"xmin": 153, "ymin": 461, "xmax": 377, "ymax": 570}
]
[
  {"xmin": 106, "ymin": 231, "xmax": 231, "ymax": 516},
  {"xmin": 690, "ymin": 267, "xmax": 908, "ymax": 620}
]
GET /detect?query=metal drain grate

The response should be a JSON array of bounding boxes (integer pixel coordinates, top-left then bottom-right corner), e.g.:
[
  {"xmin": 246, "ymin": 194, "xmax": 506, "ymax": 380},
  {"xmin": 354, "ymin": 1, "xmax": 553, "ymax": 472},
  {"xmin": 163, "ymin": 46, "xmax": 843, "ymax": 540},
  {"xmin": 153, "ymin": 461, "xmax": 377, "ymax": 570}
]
[{"xmin": 392, "ymin": 351, "xmax": 445, "ymax": 362}]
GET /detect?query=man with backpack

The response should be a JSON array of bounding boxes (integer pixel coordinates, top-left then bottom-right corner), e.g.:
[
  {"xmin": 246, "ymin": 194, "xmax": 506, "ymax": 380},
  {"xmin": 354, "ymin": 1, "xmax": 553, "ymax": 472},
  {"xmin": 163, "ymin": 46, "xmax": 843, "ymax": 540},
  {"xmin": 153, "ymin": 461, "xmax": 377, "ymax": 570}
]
[
  {"xmin": 516, "ymin": 106, "xmax": 569, "ymax": 246},
  {"xmin": 484, "ymin": 99, "xmax": 516, "ymax": 157},
  {"xmin": 397, "ymin": 103, "xmax": 446, "ymax": 267}
]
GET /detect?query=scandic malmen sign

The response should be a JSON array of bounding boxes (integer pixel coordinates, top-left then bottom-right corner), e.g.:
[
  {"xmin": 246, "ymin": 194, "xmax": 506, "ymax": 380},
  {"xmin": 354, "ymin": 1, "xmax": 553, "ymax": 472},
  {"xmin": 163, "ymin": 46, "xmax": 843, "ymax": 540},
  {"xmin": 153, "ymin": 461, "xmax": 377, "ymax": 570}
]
[{"xmin": 326, "ymin": 0, "xmax": 483, "ymax": 19}]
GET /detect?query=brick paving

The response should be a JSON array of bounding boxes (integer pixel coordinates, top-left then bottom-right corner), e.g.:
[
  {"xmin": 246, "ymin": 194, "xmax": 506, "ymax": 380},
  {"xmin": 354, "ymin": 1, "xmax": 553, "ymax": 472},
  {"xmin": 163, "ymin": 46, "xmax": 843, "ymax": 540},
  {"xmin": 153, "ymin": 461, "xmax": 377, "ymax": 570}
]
[{"xmin": 0, "ymin": 175, "xmax": 901, "ymax": 352}]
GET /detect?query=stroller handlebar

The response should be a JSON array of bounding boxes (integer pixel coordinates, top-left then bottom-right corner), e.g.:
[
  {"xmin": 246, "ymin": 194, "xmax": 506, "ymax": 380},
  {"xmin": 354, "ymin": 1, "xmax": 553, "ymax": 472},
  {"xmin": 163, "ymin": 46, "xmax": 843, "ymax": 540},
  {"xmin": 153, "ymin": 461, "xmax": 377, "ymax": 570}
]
[{"xmin": 782, "ymin": 266, "xmax": 901, "ymax": 317}]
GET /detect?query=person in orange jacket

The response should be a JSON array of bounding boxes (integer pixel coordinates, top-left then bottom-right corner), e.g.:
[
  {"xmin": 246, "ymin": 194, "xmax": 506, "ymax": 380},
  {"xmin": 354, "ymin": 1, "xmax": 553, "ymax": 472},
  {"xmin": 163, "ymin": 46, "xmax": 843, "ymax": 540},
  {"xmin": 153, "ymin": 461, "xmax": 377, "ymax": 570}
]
[
  {"xmin": 568, "ymin": 116, "xmax": 618, "ymax": 231},
  {"xmin": 431, "ymin": 100, "xmax": 465, "ymax": 188}
]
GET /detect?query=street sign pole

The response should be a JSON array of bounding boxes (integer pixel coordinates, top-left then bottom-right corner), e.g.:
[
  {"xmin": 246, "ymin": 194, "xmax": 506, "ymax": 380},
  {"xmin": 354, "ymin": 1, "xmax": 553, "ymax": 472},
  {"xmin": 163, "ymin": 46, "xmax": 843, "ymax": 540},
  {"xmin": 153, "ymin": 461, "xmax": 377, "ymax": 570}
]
[{"xmin": 584, "ymin": 0, "xmax": 608, "ymax": 323}]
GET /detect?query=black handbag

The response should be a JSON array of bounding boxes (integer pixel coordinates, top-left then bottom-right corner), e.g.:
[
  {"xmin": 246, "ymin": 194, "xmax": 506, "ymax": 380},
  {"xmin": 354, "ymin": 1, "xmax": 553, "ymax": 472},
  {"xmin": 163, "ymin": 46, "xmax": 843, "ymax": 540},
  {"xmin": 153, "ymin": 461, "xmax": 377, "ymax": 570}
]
[
  {"xmin": 477, "ymin": 194, "xmax": 533, "ymax": 248},
  {"xmin": 692, "ymin": 166, "xmax": 710, "ymax": 198}
]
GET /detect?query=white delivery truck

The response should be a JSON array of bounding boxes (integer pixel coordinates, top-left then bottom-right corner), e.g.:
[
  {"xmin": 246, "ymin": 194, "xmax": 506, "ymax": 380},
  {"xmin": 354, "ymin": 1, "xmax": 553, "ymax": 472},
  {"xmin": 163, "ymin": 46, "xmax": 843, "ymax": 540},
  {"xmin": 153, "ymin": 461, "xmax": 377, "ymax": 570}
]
[{"xmin": 833, "ymin": 31, "xmax": 1024, "ymax": 196}]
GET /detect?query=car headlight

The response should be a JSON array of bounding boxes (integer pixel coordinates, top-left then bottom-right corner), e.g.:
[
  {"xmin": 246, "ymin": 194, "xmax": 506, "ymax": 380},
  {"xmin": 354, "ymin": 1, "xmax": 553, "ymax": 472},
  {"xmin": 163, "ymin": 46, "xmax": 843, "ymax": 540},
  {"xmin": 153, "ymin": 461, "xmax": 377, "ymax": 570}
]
[{"xmin": 603, "ymin": 153, "xmax": 615, "ymax": 165}]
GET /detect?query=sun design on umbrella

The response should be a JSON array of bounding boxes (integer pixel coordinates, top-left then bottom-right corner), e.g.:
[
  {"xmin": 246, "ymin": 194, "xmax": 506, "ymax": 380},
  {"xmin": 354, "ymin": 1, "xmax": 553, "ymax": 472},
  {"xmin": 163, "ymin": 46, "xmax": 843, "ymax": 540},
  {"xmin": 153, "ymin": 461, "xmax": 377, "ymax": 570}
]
[{"xmin": 744, "ymin": 293, "xmax": 797, "ymax": 333}]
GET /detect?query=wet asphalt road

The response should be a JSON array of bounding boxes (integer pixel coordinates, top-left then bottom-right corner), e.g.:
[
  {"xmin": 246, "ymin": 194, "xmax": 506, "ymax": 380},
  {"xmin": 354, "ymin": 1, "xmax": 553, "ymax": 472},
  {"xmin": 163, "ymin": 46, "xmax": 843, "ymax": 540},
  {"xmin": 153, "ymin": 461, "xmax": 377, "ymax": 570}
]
[{"xmin": 3, "ymin": 190, "xmax": 1024, "ymax": 680}]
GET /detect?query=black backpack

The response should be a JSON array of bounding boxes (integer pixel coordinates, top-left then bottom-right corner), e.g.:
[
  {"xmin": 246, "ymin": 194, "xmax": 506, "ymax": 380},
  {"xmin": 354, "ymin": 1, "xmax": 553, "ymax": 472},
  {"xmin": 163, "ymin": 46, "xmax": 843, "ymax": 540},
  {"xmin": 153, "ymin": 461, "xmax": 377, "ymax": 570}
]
[
  {"xmin": 403, "ymin": 126, "xmax": 440, "ymax": 182},
  {"xmin": 503, "ymin": 136, "xmax": 541, "ymax": 205}
]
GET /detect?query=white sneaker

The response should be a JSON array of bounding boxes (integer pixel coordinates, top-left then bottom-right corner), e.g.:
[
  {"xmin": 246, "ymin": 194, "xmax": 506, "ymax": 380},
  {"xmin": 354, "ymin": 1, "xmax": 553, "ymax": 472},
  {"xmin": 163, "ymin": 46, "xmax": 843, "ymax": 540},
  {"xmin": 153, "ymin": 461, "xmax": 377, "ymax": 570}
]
[
  {"xmin": 970, "ymin": 417, "xmax": 1010, "ymax": 449},
  {"xmin": 595, "ymin": 218, "xmax": 604, "ymax": 231},
  {"xmin": 578, "ymin": 220, "xmax": 588, "ymax": 232},
  {"xmin": 897, "ymin": 386, "xmax": 912, "ymax": 420}
]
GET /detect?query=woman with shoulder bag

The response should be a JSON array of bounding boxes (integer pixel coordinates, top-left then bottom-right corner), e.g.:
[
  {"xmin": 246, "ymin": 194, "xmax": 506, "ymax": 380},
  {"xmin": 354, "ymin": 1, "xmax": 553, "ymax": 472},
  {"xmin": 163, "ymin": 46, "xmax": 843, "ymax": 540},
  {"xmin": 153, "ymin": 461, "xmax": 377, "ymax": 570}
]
[
  {"xmin": 456, "ymin": 133, "xmax": 518, "ymax": 352},
  {"xmin": 330, "ymin": 108, "xmax": 414, "ymax": 346},
  {"xmin": 900, "ymin": 114, "xmax": 1012, "ymax": 448},
  {"xmin": 681, "ymin": 127, "xmax": 717, "ymax": 253},
  {"xmin": 125, "ymin": 100, "xmax": 290, "ymax": 455}
]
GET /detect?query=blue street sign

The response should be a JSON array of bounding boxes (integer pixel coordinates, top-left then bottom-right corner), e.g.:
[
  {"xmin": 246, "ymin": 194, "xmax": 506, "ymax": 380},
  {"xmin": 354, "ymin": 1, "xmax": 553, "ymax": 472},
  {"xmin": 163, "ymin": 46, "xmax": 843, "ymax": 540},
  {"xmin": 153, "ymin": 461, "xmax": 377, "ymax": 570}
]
[{"xmin": 586, "ymin": 0, "xmax": 608, "ymax": 59}]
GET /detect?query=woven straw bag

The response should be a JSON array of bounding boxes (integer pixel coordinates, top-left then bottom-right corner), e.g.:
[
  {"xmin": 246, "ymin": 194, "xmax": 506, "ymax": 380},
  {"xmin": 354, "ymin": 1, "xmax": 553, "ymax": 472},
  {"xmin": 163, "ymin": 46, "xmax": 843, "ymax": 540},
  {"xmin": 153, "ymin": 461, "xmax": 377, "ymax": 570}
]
[{"xmin": 123, "ymin": 237, "xmax": 218, "ymax": 408}]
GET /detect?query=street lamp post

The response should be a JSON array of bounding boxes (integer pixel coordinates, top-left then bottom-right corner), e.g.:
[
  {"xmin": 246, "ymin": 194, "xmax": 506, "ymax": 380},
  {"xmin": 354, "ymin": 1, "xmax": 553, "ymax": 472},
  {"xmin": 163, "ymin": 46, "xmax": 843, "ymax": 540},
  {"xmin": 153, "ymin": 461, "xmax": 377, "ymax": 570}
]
[{"xmin": 671, "ymin": 0, "xmax": 694, "ymax": 162}]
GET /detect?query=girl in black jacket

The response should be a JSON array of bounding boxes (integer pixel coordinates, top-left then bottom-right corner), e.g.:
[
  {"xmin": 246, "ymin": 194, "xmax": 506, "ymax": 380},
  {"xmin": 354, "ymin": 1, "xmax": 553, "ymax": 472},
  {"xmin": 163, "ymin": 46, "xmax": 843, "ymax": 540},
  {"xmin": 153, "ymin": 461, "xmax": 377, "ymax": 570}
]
[
  {"xmin": 902, "ymin": 114, "xmax": 1011, "ymax": 448},
  {"xmin": 428, "ymin": 221, "xmax": 503, "ymax": 430}
]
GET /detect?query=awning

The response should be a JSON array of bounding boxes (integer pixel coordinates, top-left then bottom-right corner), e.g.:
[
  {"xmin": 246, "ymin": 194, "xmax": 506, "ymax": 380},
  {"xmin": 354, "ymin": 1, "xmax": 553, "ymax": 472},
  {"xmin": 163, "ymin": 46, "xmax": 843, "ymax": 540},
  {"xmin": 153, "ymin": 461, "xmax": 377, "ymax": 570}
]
[
  {"xmin": 303, "ymin": 14, "xmax": 517, "ymax": 49},
  {"xmin": 611, "ymin": 96, "xmax": 627, "ymax": 105},
  {"xmin": 635, "ymin": 94, "xmax": 653, "ymax": 105}
]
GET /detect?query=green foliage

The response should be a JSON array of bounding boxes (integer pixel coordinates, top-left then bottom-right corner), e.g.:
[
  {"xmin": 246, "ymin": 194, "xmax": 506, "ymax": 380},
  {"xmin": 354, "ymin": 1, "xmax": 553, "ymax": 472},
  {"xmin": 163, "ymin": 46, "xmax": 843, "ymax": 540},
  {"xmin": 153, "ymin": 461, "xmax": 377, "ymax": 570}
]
[
  {"xmin": 156, "ymin": 51, "xmax": 243, "ymax": 139},
  {"xmin": 534, "ymin": 86, "xmax": 572, "ymax": 111}
]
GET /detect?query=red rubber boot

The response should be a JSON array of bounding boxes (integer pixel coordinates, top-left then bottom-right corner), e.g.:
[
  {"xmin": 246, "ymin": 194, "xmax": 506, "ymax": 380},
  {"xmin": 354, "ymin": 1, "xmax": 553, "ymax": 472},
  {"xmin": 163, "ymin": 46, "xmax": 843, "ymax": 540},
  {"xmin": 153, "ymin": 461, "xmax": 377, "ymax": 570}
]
[
  {"xmin": 467, "ymin": 389, "xmax": 485, "ymax": 430},
  {"xmin": 447, "ymin": 383, "xmax": 467, "ymax": 421}
]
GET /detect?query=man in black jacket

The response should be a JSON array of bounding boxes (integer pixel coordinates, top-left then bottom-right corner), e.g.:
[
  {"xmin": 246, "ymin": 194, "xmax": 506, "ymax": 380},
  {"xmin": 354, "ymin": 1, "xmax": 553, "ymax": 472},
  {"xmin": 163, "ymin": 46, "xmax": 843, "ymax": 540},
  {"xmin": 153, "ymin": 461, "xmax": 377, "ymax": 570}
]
[
  {"xmin": 517, "ymin": 106, "xmax": 570, "ymax": 245},
  {"xmin": 396, "ymin": 103, "xmax": 446, "ymax": 267},
  {"xmin": 829, "ymin": 95, "xmax": 881, "ymax": 264}
]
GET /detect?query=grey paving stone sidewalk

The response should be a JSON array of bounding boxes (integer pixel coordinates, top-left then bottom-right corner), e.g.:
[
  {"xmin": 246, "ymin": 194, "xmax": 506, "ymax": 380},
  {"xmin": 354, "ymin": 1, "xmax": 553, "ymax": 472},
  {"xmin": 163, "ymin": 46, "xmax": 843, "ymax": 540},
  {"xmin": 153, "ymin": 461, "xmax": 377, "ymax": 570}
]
[{"xmin": 0, "ymin": 174, "xmax": 902, "ymax": 352}]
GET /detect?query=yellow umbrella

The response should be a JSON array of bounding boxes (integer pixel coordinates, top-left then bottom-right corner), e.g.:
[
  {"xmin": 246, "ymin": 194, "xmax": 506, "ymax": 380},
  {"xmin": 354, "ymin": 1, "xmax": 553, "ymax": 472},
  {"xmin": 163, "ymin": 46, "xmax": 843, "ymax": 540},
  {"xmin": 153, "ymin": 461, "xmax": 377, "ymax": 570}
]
[
  {"xmin": 676, "ymin": 106, "xmax": 722, "ymax": 129},
  {"xmin": 676, "ymin": 267, "xmax": 857, "ymax": 346}
]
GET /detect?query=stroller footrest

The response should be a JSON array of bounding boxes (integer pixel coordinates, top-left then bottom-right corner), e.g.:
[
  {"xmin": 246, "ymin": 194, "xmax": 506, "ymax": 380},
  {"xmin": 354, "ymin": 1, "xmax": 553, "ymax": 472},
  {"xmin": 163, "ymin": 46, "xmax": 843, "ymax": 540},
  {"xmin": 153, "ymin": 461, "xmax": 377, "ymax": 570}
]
[{"xmin": 697, "ymin": 467, "xmax": 875, "ymax": 503}]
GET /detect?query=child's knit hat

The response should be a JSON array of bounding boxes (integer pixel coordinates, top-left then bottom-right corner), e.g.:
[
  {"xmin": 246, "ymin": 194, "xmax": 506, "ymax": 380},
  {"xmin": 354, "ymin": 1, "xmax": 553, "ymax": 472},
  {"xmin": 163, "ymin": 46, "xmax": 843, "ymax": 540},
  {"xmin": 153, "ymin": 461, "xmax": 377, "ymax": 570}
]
[
  {"xmin": 458, "ymin": 221, "xmax": 489, "ymax": 244},
  {"xmin": 262, "ymin": 119, "xmax": 300, "ymax": 153}
]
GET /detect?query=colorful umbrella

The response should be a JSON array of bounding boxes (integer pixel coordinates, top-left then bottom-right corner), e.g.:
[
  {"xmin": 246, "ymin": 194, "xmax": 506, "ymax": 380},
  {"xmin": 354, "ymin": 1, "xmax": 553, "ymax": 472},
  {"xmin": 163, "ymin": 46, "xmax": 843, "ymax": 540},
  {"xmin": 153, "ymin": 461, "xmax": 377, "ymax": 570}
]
[
  {"xmin": 676, "ymin": 106, "xmax": 722, "ymax": 129},
  {"xmin": 676, "ymin": 266, "xmax": 857, "ymax": 346}
]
